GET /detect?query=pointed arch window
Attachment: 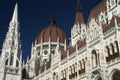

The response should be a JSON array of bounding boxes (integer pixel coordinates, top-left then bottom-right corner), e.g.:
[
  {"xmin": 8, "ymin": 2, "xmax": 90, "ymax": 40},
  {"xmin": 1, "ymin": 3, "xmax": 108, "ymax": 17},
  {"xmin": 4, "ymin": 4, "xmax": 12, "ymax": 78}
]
[
  {"xmin": 79, "ymin": 61, "xmax": 82, "ymax": 75},
  {"xmin": 110, "ymin": 43, "xmax": 115, "ymax": 55},
  {"xmin": 106, "ymin": 46, "xmax": 110, "ymax": 56},
  {"xmin": 64, "ymin": 69, "xmax": 66, "ymax": 80},
  {"xmin": 82, "ymin": 59, "xmax": 85, "ymax": 70},
  {"xmin": 92, "ymin": 50, "xmax": 98, "ymax": 67},
  {"xmin": 75, "ymin": 63, "xmax": 77, "ymax": 76},
  {"xmin": 106, "ymin": 46, "xmax": 111, "ymax": 62},
  {"xmin": 110, "ymin": 43, "xmax": 115, "ymax": 59},
  {"xmin": 82, "ymin": 59, "xmax": 85, "ymax": 73},
  {"xmin": 114, "ymin": 41, "xmax": 119, "ymax": 58},
  {"xmin": 72, "ymin": 65, "xmax": 75, "ymax": 78},
  {"xmin": 10, "ymin": 53, "xmax": 14, "ymax": 66}
]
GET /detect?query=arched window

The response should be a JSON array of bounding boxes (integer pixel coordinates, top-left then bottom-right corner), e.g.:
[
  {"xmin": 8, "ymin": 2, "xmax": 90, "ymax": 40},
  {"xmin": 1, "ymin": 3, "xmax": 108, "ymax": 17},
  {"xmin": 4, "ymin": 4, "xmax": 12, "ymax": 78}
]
[
  {"xmin": 10, "ymin": 53, "xmax": 14, "ymax": 66},
  {"xmin": 64, "ymin": 69, "xmax": 66, "ymax": 80},
  {"xmin": 106, "ymin": 46, "xmax": 110, "ymax": 56},
  {"xmin": 72, "ymin": 64, "xmax": 75, "ymax": 78},
  {"xmin": 110, "ymin": 43, "xmax": 115, "ymax": 59},
  {"xmin": 92, "ymin": 50, "xmax": 98, "ymax": 67},
  {"xmin": 106, "ymin": 46, "xmax": 111, "ymax": 62},
  {"xmin": 82, "ymin": 59, "xmax": 85, "ymax": 70},
  {"xmin": 114, "ymin": 41, "xmax": 119, "ymax": 57},
  {"xmin": 109, "ymin": 44, "xmax": 113, "ymax": 55},
  {"xmin": 79, "ymin": 61, "xmax": 82, "ymax": 74},
  {"xmin": 75, "ymin": 63, "xmax": 77, "ymax": 76},
  {"xmin": 82, "ymin": 59, "xmax": 85, "ymax": 73},
  {"xmin": 79, "ymin": 61, "xmax": 82, "ymax": 70}
]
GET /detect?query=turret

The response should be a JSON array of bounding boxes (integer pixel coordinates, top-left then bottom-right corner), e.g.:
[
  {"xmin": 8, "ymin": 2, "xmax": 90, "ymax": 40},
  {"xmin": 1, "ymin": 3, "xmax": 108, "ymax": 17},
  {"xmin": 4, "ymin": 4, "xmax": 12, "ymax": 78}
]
[{"xmin": 71, "ymin": 0, "xmax": 86, "ymax": 46}]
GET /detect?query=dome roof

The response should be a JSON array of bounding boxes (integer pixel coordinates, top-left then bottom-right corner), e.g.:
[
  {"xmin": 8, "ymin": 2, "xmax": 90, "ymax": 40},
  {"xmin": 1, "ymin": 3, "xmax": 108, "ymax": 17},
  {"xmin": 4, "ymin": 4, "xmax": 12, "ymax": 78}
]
[
  {"xmin": 36, "ymin": 12, "xmax": 68, "ymax": 44},
  {"xmin": 36, "ymin": 24, "xmax": 68, "ymax": 44}
]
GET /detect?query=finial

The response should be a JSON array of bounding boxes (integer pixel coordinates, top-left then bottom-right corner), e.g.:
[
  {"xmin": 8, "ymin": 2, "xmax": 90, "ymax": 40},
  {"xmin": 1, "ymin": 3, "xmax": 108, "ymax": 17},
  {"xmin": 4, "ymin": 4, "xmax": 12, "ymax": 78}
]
[
  {"xmin": 11, "ymin": 3, "xmax": 18, "ymax": 23},
  {"xmin": 50, "ymin": 9, "xmax": 56, "ymax": 25},
  {"xmin": 76, "ymin": 0, "xmax": 82, "ymax": 12}
]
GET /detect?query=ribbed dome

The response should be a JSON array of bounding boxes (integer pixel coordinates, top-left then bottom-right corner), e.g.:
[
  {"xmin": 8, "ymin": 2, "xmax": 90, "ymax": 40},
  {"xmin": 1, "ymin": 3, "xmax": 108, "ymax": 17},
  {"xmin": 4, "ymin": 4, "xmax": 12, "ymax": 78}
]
[{"xmin": 36, "ymin": 24, "xmax": 68, "ymax": 44}]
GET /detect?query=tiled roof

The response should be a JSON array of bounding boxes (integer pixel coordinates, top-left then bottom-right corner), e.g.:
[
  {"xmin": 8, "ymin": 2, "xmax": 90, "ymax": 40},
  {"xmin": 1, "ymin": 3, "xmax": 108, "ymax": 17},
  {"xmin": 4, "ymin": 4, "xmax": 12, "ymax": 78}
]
[
  {"xmin": 37, "ymin": 25, "xmax": 68, "ymax": 44},
  {"xmin": 88, "ymin": 0, "xmax": 107, "ymax": 23}
]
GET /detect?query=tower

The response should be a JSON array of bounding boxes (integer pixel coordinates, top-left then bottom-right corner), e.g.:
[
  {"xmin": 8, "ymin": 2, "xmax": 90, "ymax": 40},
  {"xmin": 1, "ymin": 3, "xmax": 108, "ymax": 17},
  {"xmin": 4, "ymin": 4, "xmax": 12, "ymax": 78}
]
[
  {"xmin": 0, "ymin": 3, "xmax": 22, "ymax": 80},
  {"xmin": 71, "ymin": 0, "xmax": 86, "ymax": 46}
]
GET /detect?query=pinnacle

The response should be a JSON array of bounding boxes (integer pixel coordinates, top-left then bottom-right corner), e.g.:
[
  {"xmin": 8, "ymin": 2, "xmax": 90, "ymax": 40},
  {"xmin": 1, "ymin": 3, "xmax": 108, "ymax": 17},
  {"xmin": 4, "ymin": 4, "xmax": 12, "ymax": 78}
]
[
  {"xmin": 50, "ymin": 10, "xmax": 56, "ymax": 25},
  {"xmin": 76, "ymin": 0, "xmax": 82, "ymax": 12},
  {"xmin": 11, "ymin": 3, "xmax": 18, "ymax": 23}
]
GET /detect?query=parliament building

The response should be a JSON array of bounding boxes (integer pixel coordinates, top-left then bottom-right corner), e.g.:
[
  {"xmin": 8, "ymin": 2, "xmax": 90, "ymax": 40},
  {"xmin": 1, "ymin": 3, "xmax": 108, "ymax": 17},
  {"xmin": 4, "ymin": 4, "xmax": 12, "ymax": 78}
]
[{"xmin": 0, "ymin": 0, "xmax": 120, "ymax": 80}]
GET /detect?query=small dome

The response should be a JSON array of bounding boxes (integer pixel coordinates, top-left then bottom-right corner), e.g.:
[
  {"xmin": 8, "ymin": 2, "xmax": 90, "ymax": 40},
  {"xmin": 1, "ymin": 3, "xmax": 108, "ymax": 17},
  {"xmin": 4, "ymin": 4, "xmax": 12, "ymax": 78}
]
[{"xmin": 36, "ymin": 24, "xmax": 68, "ymax": 44}]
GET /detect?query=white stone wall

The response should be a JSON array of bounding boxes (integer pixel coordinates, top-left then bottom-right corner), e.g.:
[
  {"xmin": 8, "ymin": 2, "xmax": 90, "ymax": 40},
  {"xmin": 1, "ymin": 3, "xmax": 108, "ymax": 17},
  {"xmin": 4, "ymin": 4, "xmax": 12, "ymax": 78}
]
[{"xmin": 26, "ymin": 0, "xmax": 120, "ymax": 80}]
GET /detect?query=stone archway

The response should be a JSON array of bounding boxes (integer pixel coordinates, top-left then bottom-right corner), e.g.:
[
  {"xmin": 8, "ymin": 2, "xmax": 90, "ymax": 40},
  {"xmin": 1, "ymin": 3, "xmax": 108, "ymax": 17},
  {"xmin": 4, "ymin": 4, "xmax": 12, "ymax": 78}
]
[{"xmin": 112, "ymin": 70, "xmax": 120, "ymax": 80}]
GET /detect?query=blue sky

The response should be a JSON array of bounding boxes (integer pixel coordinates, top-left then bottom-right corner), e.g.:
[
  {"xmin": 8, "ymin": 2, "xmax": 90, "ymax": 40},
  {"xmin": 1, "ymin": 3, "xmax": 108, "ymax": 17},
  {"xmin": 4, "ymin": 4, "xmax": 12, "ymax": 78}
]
[{"xmin": 0, "ymin": 0, "xmax": 101, "ymax": 61}]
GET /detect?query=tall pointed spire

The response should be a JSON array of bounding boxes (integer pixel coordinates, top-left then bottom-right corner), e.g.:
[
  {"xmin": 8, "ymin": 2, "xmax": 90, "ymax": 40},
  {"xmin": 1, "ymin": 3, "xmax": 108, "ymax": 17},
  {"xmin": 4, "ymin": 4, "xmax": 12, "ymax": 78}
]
[
  {"xmin": 0, "ymin": 3, "xmax": 22, "ymax": 80},
  {"xmin": 11, "ymin": 3, "xmax": 18, "ymax": 23},
  {"xmin": 50, "ymin": 10, "xmax": 56, "ymax": 25},
  {"xmin": 76, "ymin": 0, "xmax": 82, "ymax": 12}
]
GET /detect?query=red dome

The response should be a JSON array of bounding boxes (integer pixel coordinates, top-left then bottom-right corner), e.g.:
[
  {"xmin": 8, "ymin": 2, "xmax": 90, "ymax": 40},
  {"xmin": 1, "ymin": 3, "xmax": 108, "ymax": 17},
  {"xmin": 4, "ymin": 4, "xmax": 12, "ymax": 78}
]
[{"xmin": 36, "ymin": 24, "xmax": 68, "ymax": 44}]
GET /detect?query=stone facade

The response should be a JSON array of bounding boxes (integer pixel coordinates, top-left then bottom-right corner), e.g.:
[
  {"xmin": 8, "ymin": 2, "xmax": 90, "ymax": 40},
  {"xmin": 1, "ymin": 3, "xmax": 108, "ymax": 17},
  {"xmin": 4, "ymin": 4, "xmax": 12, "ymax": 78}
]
[
  {"xmin": 0, "ymin": 3, "xmax": 22, "ymax": 80},
  {"xmin": 0, "ymin": 0, "xmax": 120, "ymax": 80}
]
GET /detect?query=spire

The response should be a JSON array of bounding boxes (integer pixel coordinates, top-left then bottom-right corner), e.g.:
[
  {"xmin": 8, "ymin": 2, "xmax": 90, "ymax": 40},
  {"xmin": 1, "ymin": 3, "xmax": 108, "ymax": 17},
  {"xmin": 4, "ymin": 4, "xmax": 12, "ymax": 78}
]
[
  {"xmin": 74, "ymin": 0, "xmax": 84, "ymax": 25},
  {"xmin": 11, "ymin": 3, "xmax": 18, "ymax": 23},
  {"xmin": 50, "ymin": 10, "xmax": 56, "ymax": 25},
  {"xmin": 0, "ymin": 3, "xmax": 22, "ymax": 80},
  {"xmin": 76, "ymin": 0, "xmax": 82, "ymax": 12}
]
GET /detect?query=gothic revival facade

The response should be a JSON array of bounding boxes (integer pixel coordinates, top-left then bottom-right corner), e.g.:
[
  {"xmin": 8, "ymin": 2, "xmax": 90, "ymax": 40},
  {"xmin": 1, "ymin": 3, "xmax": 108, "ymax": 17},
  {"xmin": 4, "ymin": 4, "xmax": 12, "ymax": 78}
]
[
  {"xmin": 0, "ymin": 4, "xmax": 22, "ymax": 80},
  {"xmin": 0, "ymin": 0, "xmax": 120, "ymax": 80}
]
